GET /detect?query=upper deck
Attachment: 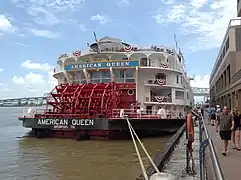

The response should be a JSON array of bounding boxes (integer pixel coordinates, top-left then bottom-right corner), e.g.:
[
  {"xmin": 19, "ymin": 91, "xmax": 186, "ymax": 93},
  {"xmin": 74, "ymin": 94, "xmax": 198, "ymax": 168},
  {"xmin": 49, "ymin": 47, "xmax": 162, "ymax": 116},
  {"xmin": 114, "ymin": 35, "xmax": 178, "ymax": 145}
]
[{"xmin": 54, "ymin": 36, "xmax": 187, "ymax": 80}]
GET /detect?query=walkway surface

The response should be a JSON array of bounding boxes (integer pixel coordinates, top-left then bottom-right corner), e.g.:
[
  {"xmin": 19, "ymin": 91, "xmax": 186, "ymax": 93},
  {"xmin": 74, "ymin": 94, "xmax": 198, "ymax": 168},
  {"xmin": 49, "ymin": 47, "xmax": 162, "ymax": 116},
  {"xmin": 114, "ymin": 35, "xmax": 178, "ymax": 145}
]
[
  {"xmin": 162, "ymin": 126, "xmax": 200, "ymax": 180},
  {"xmin": 206, "ymin": 123, "xmax": 241, "ymax": 179}
]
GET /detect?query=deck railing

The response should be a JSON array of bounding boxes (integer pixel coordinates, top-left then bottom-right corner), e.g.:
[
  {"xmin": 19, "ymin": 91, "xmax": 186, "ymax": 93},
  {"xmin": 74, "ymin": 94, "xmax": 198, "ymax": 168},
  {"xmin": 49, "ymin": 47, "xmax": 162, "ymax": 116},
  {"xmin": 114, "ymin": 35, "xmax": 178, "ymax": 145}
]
[
  {"xmin": 144, "ymin": 96, "xmax": 172, "ymax": 103},
  {"xmin": 111, "ymin": 109, "xmax": 181, "ymax": 119},
  {"xmin": 198, "ymin": 113, "xmax": 224, "ymax": 180},
  {"xmin": 21, "ymin": 108, "xmax": 183, "ymax": 119}
]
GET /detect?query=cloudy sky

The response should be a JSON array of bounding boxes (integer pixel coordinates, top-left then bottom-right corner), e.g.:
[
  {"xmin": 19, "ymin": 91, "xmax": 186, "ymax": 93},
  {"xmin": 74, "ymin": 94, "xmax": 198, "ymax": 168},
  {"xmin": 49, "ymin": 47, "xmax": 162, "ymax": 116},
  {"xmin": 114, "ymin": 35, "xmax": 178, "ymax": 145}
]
[{"xmin": 0, "ymin": 0, "xmax": 237, "ymax": 99}]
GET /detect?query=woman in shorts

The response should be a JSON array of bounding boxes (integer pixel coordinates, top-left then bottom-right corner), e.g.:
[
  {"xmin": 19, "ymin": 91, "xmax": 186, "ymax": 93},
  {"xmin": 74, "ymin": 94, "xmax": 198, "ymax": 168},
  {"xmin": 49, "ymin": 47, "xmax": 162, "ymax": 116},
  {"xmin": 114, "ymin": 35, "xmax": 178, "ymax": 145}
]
[{"xmin": 232, "ymin": 108, "xmax": 241, "ymax": 150}]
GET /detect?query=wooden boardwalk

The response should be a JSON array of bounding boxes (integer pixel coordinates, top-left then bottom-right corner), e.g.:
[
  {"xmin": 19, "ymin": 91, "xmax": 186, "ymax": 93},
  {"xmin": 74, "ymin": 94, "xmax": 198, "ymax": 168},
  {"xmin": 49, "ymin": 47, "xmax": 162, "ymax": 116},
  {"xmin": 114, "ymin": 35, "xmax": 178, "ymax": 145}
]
[{"xmin": 206, "ymin": 123, "xmax": 241, "ymax": 179}]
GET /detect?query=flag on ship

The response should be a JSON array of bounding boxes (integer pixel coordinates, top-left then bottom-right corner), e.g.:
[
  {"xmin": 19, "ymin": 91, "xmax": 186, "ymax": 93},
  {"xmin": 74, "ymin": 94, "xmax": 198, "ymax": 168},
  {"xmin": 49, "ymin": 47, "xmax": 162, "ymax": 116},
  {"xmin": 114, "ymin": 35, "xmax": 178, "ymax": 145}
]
[
  {"xmin": 174, "ymin": 34, "xmax": 178, "ymax": 51},
  {"xmin": 93, "ymin": 31, "xmax": 101, "ymax": 54}
]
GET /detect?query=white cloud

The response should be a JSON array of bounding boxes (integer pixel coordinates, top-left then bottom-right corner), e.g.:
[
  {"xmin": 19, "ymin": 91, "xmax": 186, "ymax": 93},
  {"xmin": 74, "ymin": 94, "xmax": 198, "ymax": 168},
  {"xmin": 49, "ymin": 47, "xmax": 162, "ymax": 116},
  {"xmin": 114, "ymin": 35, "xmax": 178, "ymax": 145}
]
[
  {"xmin": 14, "ymin": 42, "xmax": 28, "ymax": 47},
  {"xmin": 12, "ymin": 0, "xmax": 85, "ymax": 27},
  {"xmin": 153, "ymin": 0, "xmax": 236, "ymax": 51},
  {"xmin": 29, "ymin": 29, "xmax": 59, "ymax": 38},
  {"xmin": 0, "ymin": 68, "xmax": 3, "ymax": 72},
  {"xmin": 90, "ymin": 14, "xmax": 108, "ymax": 25},
  {"xmin": 11, "ymin": 72, "xmax": 55, "ymax": 96},
  {"xmin": 12, "ymin": 76, "xmax": 25, "ymax": 84},
  {"xmin": 12, "ymin": 0, "xmax": 85, "ymax": 11},
  {"xmin": 21, "ymin": 60, "xmax": 53, "ymax": 71},
  {"xmin": 0, "ymin": 15, "xmax": 15, "ymax": 32},
  {"xmin": 0, "ymin": 60, "xmax": 57, "ymax": 98},
  {"xmin": 190, "ymin": 74, "xmax": 210, "ymax": 88},
  {"xmin": 118, "ymin": 0, "xmax": 130, "ymax": 7},
  {"xmin": 79, "ymin": 24, "xmax": 87, "ymax": 32},
  {"xmin": 26, "ymin": 6, "xmax": 60, "ymax": 25}
]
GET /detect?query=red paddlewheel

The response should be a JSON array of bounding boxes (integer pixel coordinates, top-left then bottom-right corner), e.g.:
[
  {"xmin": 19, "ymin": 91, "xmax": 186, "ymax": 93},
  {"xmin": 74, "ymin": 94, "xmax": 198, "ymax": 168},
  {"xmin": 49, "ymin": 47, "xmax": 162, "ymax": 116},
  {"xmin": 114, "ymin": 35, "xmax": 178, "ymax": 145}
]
[{"xmin": 45, "ymin": 82, "xmax": 122, "ymax": 118}]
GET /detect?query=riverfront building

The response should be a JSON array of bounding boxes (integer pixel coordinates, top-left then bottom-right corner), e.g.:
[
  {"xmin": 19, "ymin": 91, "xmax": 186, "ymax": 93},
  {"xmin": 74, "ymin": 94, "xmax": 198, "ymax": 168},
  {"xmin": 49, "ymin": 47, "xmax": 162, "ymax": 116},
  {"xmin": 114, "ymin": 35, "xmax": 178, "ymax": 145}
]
[
  {"xmin": 238, "ymin": 0, "xmax": 241, "ymax": 17},
  {"xmin": 209, "ymin": 17, "xmax": 241, "ymax": 109},
  {"xmin": 209, "ymin": 1, "xmax": 241, "ymax": 109}
]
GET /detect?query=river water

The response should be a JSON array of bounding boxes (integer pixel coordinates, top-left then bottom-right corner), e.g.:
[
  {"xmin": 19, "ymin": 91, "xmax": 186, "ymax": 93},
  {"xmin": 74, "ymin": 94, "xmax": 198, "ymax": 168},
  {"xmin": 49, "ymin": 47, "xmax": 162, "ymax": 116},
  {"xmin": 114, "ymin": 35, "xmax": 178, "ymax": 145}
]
[{"xmin": 0, "ymin": 107, "xmax": 171, "ymax": 180}]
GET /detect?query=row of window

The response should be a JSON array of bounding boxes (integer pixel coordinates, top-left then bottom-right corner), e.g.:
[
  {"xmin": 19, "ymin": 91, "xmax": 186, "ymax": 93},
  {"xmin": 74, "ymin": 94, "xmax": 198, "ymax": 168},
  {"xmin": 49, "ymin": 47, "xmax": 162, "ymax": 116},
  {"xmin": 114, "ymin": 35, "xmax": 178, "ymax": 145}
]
[
  {"xmin": 210, "ymin": 36, "xmax": 229, "ymax": 82},
  {"xmin": 176, "ymin": 75, "xmax": 183, "ymax": 84},
  {"xmin": 210, "ymin": 65, "xmax": 231, "ymax": 96},
  {"xmin": 91, "ymin": 69, "xmax": 134, "ymax": 79},
  {"xmin": 77, "ymin": 78, "xmax": 135, "ymax": 84}
]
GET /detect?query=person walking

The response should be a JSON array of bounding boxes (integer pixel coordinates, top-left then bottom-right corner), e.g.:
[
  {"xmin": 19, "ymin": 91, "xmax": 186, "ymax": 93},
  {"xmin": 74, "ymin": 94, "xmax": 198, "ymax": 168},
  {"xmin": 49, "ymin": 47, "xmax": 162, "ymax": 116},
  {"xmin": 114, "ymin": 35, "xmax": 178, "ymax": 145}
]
[
  {"xmin": 209, "ymin": 105, "xmax": 216, "ymax": 126},
  {"xmin": 216, "ymin": 106, "xmax": 233, "ymax": 156},
  {"xmin": 201, "ymin": 108, "xmax": 204, "ymax": 117},
  {"xmin": 187, "ymin": 109, "xmax": 195, "ymax": 157},
  {"xmin": 231, "ymin": 107, "xmax": 241, "ymax": 150}
]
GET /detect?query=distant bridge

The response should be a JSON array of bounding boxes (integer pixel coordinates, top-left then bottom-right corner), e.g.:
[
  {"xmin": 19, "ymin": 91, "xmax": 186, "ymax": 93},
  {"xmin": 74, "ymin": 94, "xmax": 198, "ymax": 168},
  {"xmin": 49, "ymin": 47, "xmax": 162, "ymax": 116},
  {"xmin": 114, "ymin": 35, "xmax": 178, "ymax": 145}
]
[
  {"xmin": 192, "ymin": 87, "xmax": 209, "ymax": 97},
  {"xmin": 0, "ymin": 88, "xmax": 209, "ymax": 106},
  {"xmin": 0, "ymin": 94, "xmax": 49, "ymax": 106}
]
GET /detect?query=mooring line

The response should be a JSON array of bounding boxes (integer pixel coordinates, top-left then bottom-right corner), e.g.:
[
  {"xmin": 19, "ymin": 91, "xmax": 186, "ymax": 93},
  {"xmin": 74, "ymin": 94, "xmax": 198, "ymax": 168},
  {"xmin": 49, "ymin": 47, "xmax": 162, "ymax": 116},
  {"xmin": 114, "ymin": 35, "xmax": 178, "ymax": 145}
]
[{"xmin": 126, "ymin": 117, "xmax": 148, "ymax": 180}]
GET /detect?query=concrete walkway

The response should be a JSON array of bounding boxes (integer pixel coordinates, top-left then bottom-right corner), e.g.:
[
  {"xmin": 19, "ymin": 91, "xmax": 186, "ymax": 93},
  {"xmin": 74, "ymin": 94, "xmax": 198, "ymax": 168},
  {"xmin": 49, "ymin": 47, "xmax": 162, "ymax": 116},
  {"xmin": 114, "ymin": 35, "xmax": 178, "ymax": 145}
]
[
  {"xmin": 206, "ymin": 123, "xmax": 241, "ymax": 179},
  {"xmin": 162, "ymin": 126, "xmax": 200, "ymax": 180}
]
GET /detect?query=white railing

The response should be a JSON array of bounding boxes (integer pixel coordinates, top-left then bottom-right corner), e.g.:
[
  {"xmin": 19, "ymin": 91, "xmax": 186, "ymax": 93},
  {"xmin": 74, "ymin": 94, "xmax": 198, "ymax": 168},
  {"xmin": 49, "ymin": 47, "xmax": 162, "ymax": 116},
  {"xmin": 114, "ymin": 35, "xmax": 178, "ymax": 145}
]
[
  {"xmin": 111, "ymin": 109, "xmax": 182, "ymax": 119},
  {"xmin": 144, "ymin": 96, "xmax": 172, "ymax": 103},
  {"xmin": 144, "ymin": 79, "xmax": 167, "ymax": 86}
]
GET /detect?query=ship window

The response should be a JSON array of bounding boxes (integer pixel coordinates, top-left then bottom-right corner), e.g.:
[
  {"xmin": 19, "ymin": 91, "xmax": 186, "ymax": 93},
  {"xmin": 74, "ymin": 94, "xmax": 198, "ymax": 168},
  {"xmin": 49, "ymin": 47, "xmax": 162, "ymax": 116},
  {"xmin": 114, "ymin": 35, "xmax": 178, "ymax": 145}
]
[
  {"xmin": 126, "ymin": 79, "xmax": 135, "ymax": 82},
  {"xmin": 125, "ymin": 70, "xmax": 134, "ymax": 78},
  {"xmin": 155, "ymin": 73, "xmax": 166, "ymax": 79},
  {"xmin": 91, "ymin": 71, "xmax": 101, "ymax": 79},
  {"xmin": 180, "ymin": 76, "xmax": 183, "ymax": 84},
  {"xmin": 176, "ymin": 75, "xmax": 179, "ymax": 84},
  {"xmin": 187, "ymin": 92, "xmax": 189, "ymax": 99},
  {"xmin": 102, "ymin": 71, "xmax": 111, "ymax": 83},
  {"xmin": 92, "ymin": 79, "xmax": 101, "ymax": 83},
  {"xmin": 113, "ymin": 70, "xmax": 125, "ymax": 78},
  {"xmin": 125, "ymin": 70, "xmax": 135, "ymax": 82},
  {"xmin": 102, "ymin": 78, "xmax": 111, "ymax": 83},
  {"xmin": 175, "ymin": 90, "xmax": 184, "ymax": 99},
  {"xmin": 140, "ymin": 58, "xmax": 147, "ymax": 66},
  {"xmin": 113, "ymin": 70, "xmax": 125, "ymax": 82},
  {"xmin": 102, "ymin": 71, "xmax": 110, "ymax": 78}
]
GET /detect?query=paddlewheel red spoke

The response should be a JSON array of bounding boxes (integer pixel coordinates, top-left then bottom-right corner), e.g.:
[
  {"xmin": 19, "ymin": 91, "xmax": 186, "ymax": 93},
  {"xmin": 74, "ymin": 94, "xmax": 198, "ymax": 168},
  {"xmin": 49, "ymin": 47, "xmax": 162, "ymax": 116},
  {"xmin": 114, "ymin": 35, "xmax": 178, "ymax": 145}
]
[{"xmin": 45, "ymin": 82, "xmax": 122, "ymax": 118}]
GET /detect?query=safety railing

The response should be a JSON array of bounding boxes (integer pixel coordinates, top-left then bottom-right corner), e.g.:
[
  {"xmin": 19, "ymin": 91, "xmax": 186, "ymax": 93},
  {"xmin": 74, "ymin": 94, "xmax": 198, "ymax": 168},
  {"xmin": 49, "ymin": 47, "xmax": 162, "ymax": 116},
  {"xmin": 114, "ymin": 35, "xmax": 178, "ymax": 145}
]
[
  {"xmin": 111, "ymin": 109, "xmax": 182, "ymax": 119},
  {"xmin": 198, "ymin": 113, "xmax": 224, "ymax": 180}
]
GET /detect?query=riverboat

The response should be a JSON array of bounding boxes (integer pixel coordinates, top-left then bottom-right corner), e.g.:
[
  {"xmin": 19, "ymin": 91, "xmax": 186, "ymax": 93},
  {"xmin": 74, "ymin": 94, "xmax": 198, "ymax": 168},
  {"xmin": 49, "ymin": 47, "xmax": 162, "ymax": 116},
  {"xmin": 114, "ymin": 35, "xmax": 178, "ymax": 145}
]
[{"xmin": 18, "ymin": 35, "xmax": 194, "ymax": 140}]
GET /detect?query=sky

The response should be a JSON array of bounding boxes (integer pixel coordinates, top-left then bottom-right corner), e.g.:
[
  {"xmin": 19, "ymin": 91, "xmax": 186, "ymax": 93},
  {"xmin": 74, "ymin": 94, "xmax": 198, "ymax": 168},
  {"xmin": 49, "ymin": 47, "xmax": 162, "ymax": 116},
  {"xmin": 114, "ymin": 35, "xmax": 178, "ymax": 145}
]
[{"xmin": 0, "ymin": 0, "xmax": 237, "ymax": 99}]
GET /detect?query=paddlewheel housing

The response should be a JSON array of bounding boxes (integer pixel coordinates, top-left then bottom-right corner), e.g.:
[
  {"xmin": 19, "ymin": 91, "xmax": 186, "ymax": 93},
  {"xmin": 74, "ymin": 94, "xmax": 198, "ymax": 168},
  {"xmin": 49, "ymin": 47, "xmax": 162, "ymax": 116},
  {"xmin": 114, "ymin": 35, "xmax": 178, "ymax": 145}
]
[{"xmin": 45, "ymin": 82, "xmax": 122, "ymax": 118}]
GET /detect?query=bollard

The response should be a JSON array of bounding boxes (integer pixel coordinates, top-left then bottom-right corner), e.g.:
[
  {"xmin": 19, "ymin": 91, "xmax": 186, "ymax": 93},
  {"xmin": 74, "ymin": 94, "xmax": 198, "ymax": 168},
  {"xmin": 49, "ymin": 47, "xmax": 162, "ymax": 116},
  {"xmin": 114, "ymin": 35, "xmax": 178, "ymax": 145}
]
[{"xmin": 150, "ymin": 173, "xmax": 176, "ymax": 180}]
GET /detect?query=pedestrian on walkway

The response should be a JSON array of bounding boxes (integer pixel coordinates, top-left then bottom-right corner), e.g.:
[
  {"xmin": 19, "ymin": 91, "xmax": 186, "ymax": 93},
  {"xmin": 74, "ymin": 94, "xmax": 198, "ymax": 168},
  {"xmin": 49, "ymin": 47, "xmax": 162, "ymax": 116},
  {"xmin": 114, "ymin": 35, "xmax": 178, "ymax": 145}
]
[
  {"xmin": 209, "ymin": 105, "xmax": 216, "ymax": 126},
  {"xmin": 216, "ymin": 106, "xmax": 233, "ymax": 156},
  {"xmin": 187, "ymin": 109, "xmax": 195, "ymax": 157},
  {"xmin": 231, "ymin": 107, "xmax": 241, "ymax": 151},
  {"xmin": 216, "ymin": 107, "xmax": 221, "ymax": 124}
]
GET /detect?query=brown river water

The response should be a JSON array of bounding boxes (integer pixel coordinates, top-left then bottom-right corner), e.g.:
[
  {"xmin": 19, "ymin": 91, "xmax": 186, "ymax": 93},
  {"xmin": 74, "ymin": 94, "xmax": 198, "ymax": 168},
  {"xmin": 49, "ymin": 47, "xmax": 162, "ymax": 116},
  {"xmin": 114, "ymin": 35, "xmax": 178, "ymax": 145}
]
[{"xmin": 0, "ymin": 107, "xmax": 171, "ymax": 180}]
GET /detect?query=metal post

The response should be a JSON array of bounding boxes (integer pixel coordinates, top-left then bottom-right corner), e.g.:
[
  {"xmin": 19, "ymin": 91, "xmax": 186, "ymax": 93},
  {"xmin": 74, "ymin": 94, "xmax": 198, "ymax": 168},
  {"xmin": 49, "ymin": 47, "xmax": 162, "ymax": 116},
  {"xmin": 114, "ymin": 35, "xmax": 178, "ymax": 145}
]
[
  {"xmin": 199, "ymin": 118, "xmax": 203, "ymax": 144},
  {"xmin": 199, "ymin": 138, "xmax": 209, "ymax": 180}
]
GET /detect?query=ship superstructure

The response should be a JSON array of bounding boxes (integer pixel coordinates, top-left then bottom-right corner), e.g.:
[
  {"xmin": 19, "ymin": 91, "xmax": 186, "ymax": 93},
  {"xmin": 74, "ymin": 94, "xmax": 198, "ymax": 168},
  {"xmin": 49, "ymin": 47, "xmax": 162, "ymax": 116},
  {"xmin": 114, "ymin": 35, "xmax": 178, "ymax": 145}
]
[{"xmin": 54, "ymin": 36, "xmax": 193, "ymax": 113}]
